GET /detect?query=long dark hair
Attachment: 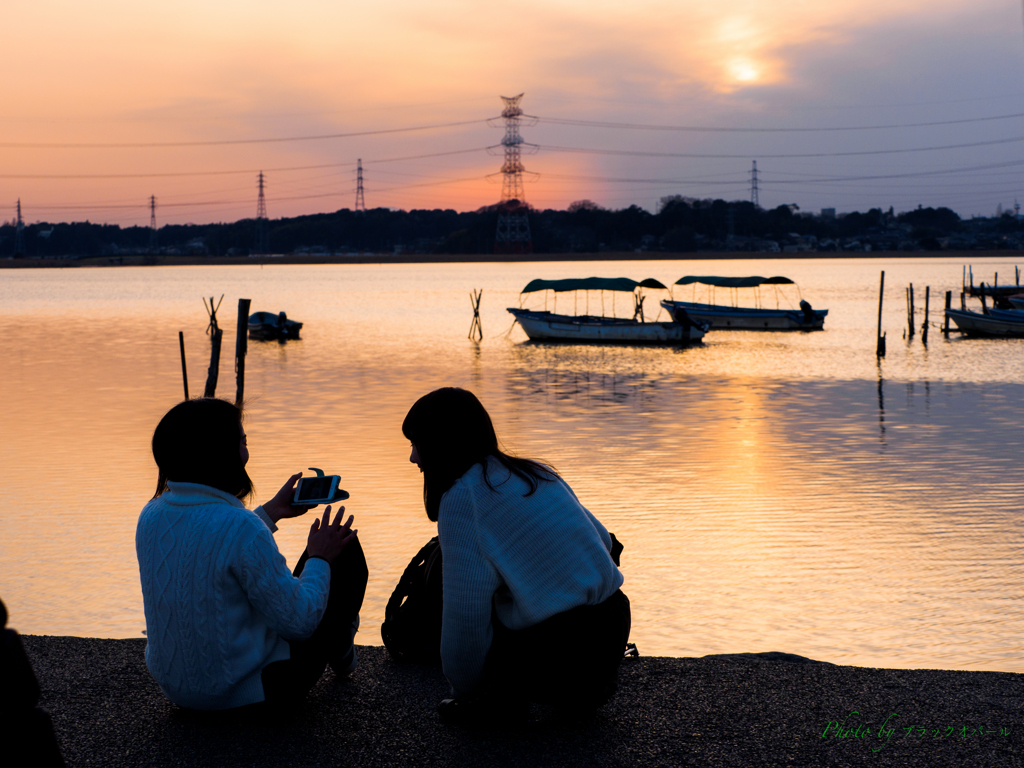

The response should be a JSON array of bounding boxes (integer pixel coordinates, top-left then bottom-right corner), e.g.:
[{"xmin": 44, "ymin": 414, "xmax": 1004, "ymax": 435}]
[
  {"xmin": 151, "ymin": 398, "xmax": 254, "ymax": 502},
  {"xmin": 402, "ymin": 387, "xmax": 555, "ymax": 522}
]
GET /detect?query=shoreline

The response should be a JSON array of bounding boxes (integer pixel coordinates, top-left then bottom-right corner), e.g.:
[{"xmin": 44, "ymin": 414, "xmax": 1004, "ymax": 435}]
[
  {"xmin": 2, "ymin": 250, "xmax": 1021, "ymax": 269},
  {"xmin": 21, "ymin": 635, "xmax": 1022, "ymax": 767}
]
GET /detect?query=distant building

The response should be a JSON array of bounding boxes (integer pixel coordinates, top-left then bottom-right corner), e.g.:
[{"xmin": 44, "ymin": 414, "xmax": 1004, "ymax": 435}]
[{"xmin": 821, "ymin": 208, "xmax": 836, "ymax": 219}]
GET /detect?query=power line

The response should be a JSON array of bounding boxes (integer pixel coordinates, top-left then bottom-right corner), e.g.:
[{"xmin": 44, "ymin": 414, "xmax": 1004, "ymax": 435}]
[
  {"xmin": 533, "ymin": 111, "xmax": 1024, "ymax": 133},
  {"xmin": 0, "ymin": 119, "xmax": 489, "ymax": 149},
  {"xmin": 537, "ymin": 134, "xmax": 1024, "ymax": 159},
  {"xmin": 0, "ymin": 148, "xmax": 490, "ymax": 180},
  {"xmin": 24, "ymin": 175, "xmax": 489, "ymax": 213}
]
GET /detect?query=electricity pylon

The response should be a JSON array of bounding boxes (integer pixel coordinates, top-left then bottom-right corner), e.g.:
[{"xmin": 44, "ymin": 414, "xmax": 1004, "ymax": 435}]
[
  {"xmin": 490, "ymin": 94, "xmax": 538, "ymax": 254},
  {"xmin": 355, "ymin": 159, "xmax": 366, "ymax": 212},
  {"xmin": 255, "ymin": 172, "xmax": 268, "ymax": 253}
]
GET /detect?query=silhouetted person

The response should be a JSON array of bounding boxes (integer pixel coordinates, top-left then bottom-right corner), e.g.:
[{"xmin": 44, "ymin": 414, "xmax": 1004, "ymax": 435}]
[
  {"xmin": 0, "ymin": 598, "xmax": 65, "ymax": 766},
  {"xmin": 800, "ymin": 299, "xmax": 815, "ymax": 325},
  {"xmin": 403, "ymin": 388, "xmax": 630, "ymax": 726},
  {"xmin": 136, "ymin": 398, "xmax": 367, "ymax": 710}
]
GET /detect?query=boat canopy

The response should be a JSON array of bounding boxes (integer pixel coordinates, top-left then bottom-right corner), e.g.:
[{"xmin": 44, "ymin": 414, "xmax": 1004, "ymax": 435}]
[
  {"xmin": 521, "ymin": 277, "xmax": 646, "ymax": 294},
  {"xmin": 674, "ymin": 276, "xmax": 795, "ymax": 288}
]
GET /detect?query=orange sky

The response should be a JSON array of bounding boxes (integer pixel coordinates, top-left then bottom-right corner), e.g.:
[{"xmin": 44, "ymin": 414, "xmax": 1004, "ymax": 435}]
[{"xmin": 3, "ymin": 0, "xmax": 1022, "ymax": 225}]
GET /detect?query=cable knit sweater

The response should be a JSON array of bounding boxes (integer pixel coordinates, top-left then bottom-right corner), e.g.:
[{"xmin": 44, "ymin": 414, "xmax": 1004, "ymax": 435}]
[
  {"xmin": 437, "ymin": 458, "xmax": 624, "ymax": 696},
  {"xmin": 135, "ymin": 482, "xmax": 331, "ymax": 709}
]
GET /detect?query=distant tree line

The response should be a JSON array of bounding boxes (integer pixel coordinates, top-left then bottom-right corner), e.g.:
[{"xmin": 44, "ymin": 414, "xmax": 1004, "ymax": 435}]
[{"xmin": 2, "ymin": 197, "xmax": 1021, "ymax": 258}]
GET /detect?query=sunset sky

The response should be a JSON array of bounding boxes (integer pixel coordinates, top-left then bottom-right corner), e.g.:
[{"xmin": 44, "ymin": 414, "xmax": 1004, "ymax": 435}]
[{"xmin": 3, "ymin": 0, "xmax": 1024, "ymax": 226}]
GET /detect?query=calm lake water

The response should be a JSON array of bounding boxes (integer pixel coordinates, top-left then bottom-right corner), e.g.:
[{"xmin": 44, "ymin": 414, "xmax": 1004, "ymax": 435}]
[{"xmin": 1, "ymin": 256, "xmax": 1022, "ymax": 672}]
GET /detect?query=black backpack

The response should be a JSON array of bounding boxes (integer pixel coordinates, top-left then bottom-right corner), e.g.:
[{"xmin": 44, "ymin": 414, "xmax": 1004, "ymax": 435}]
[{"xmin": 381, "ymin": 537, "xmax": 444, "ymax": 664}]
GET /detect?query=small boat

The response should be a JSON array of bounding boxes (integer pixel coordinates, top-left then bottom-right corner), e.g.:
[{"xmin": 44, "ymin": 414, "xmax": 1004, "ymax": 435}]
[
  {"xmin": 660, "ymin": 275, "xmax": 827, "ymax": 331},
  {"xmin": 248, "ymin": 311, "xmax": 303, "ymax": 341},
  {"xmin": 507, "ymin": 277, "xmax": 706, "ymax": 344},
  {"xmin": 945, "ymin": 307, "xmax": 1024, "ymax": 337},
  {"xmin": 1007, "ymin": 293, "xmax": 1024, "ymax": 311}
]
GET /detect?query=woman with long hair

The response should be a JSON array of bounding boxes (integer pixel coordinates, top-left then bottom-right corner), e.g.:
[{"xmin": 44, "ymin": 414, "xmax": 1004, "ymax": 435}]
[
  {"xmin": 402, "ymin": 387, "xmax": 630, "ymax": 723},
  {"xmin": 136, "ymin": 398, "xmax": 367, "ymax": 710}
]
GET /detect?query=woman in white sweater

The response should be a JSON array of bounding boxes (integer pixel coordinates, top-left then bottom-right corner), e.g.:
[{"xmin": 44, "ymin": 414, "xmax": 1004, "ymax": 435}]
[
  {"xmin": 136, "ymin": 398, "xmax": 366, "ymax": 710},
  {"xmin": 402, "ymin": 387, "xmax": 630, "ymax": 723}
]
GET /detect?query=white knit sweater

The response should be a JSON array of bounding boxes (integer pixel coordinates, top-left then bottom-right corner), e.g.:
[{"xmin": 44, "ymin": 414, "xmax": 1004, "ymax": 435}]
[
  {"xmin": 437, "ymin": 459, "xmax": 623, "ymax": 696},
  {"xmin": 135, "ymin": 482, "xmax": 331, "ymax": 709}
]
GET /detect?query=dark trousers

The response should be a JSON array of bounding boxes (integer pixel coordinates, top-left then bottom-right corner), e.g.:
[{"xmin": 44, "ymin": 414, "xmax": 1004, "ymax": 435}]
[
  {"xmin": 260, "ymin": 538, "xmax": 368, "ymax": 704},
  {"xmin": 481, "ymin": 589, "xmax": 631, "ymax": 709}
]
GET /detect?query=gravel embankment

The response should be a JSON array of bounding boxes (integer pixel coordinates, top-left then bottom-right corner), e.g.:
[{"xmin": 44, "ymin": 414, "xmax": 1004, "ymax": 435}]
[{"xmin": 20, "ymin": 636, "xmax": 1022, "ymax": 768}]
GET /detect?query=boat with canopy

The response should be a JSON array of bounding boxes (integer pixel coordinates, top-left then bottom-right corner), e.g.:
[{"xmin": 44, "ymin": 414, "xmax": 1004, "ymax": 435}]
[
  {"xmin": 660, "ymin": 275, "xmax": 827, "ymax": 331},
  {"xmin": 945, "ymin": 285, "xmax": 1024, "ymax": 337},
  {"xmin": 945, "ymin": 307, "xmax": 1024, "ymax": 337},
  {"xmin": 507, "ymin": 276, "xmax": 707, "ymax": 343}
]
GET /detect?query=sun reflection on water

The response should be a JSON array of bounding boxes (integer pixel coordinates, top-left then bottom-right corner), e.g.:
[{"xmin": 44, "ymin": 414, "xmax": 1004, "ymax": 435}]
[{"xmin": 1, "ymin": 258, "xmax": 1022, "ymax": 672}]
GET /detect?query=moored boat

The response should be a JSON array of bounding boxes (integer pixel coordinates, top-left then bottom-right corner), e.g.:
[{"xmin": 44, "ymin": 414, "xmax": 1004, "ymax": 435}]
[
  {"xmin": 248, "ymin": 311, "xmax": 303, "ymax": 340},
  {"xmin": 507, "ymin": 277, "xmax": 706, "ymax": 344},
  {"xmin": 660, "ymin": 276, "xmax": 827, "ymax": 331},
  {"xmin": 944, "ymin": 307, "xmax": 1024, "ymax": 337}
]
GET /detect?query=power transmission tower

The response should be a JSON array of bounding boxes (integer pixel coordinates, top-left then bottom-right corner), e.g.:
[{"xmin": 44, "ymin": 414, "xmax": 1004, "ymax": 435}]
[
  {"xmin": 14, "ymin": 199, "xmax": 24, "ymax": 255},
  {"xmin": 255, "ymin": 171, "xmax": 268, "ymax": 253},
  {"xmin": 149, "ymin": 195, "xmax": 157, "ymax": 252},
  {"xmin": 355, "ymin": 159, "xmax": 366, "ymax": 212},
  {"xmin": 750, "ymin": 160, "xmax": 760, "ymax": 207},
  {"xmin": 494, "ymin": 94, "xmax": 533, "ymax": 254}
]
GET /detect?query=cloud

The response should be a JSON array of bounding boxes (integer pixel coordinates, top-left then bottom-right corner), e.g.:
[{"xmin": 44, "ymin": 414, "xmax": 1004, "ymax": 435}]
[{"xmin": 1, "ymin": 0, "xmax": 1016, "ymax": 221}]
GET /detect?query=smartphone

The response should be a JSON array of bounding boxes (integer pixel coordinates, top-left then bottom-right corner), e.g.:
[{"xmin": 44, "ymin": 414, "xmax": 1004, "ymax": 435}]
[{"xmin": 292, "ymin": 468, "xmax": 347, "ymax": 505}]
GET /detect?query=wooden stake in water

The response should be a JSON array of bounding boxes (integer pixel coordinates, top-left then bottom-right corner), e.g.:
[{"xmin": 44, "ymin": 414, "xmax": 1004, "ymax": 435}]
[
  {"xmin": 876, "ymin": 271, "xmax": 886, "ymax": 357},
  {"xmin": 204, "ymin": 327, "xmax": 223, "ymax": 398},
  {"xmin": 468, "ymin": 289, "xmax": 483, "ymax": 341},
  {"xmin": 204, "ymin": 294, "xmax": 224, "ymax": 335},
  {"xmin": 943, "ymin": 290, "xmax": 952, "ymax": 336},
  {"xmin": 921, "ymin": 286, "xmax": 930, "ymax": 345},
  {"xmin": 178, "ymin": 331, "xmax": 189, "ymax": 400},
  {"xmin": 235, "ymin": 298, "xmax": 251, "ymax": 407},
  {"xmin": 906, "ymin": 283, "xmax": 915, "ymax": 338}
]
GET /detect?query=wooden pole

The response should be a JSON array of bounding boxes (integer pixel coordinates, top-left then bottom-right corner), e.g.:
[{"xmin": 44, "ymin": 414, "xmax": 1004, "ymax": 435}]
[
  {"xmin": 178, "ymin": 331, "xmax": 189, "ymax": 400},
  {"xmin": 943, "ymin": 290, "xmax": 951, "ymax": 336},
  {"xmin": 921, "ymin": 286, "xmax": 930, "ymax": 344},
  {"xmin": 876, "ymin": 271, "xmax": 886, "ymax": 357},
  {"xmin": 235, "ymin": 298, "xmax": 251, "ymax": 407},
  {"xmin": 906, "ymin": 283, "xmax": 914, "ymax": 338},
  {"xmin": 203, "ymin": 327, "xmax": 223, "ymax": 397},
  {"xmin": 204, "ymin": 294, "xmax": 224, "ymax": 335},
  {"xmin": 979, "ymin": 284, "xmax": 988, "ymax": 314}
]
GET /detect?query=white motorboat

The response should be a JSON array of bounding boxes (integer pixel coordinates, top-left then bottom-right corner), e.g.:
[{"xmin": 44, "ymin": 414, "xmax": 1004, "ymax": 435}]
[
  {"xmin": 507, "ymin": 277, "xmax": 706, "ymax": 344},
  {"xmin": 945, "ymin": 307, "xmax": 1024, "ymax": 337},
  {"xmin": 660, "ymin": 275, "xmax": 827, "ymax": 331}
]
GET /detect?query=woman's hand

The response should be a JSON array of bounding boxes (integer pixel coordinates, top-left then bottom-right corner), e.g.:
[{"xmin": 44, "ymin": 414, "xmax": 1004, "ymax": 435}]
[
  {"xmin": 263, "ymin": 473, "xmax": 312, "ymax": 524},
  {"xmin": 306, "ymin": 506, "xmax": 357, "ymax": 564}
]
